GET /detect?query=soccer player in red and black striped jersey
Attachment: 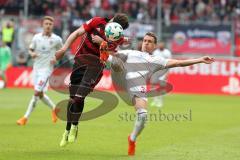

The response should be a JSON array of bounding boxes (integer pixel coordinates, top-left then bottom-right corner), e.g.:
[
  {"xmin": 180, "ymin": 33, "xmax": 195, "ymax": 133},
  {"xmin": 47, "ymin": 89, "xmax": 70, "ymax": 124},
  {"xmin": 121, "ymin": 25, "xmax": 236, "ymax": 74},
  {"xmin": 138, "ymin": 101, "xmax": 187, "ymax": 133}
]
[{"xmin": 51, "ymin": 13, "xmax": 129, "ymax": 147}]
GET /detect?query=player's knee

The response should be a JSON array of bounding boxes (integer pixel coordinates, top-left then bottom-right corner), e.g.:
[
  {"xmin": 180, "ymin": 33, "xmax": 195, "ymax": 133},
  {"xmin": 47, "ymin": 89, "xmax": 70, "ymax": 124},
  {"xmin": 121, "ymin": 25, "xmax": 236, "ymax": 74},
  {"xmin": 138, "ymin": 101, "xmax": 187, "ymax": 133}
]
[
  {"xmin": 73, "ymin": 96, "xmax": 85, "ymax": 105},
  {"xmin": 70, "ymin": 96, "xmax": 85, "ymax": 113}
]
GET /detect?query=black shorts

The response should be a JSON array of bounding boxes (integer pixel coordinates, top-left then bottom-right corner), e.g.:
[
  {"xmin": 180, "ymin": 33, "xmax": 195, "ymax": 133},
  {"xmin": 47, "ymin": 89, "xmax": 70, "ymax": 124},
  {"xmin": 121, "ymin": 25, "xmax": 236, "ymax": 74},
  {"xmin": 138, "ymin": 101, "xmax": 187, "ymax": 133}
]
[{"xmin": 69, "ymin": 55, "xmax": 104, "ymax": 98}]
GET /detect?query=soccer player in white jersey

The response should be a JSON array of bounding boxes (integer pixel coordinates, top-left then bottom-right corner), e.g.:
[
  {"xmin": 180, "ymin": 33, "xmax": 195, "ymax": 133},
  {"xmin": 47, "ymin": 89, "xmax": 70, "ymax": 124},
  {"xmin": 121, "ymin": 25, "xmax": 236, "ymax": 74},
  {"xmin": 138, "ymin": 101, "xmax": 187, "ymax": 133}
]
[
  {"xmin": 151, "ymin": 41, "xmax": 172, "ymax": 108},
  {"xmin": 17, "ymin": 16, "xmax": 63, "ymax": 125},
  {"xmin": 107, "ymin": 32, "xmax": 214, "ymax": 156}
]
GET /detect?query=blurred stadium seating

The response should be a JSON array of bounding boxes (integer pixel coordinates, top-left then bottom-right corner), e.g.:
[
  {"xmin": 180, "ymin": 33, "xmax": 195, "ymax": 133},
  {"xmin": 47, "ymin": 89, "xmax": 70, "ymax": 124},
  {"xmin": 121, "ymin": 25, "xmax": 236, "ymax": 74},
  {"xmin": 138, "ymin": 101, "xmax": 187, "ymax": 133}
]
[
  {"xmin": 2, "ymin": 0, "xmax": 240, "ymax": 23},
  {"xmin": 1, "ymin": 0, "xmax": 240, "ymax": 60}
]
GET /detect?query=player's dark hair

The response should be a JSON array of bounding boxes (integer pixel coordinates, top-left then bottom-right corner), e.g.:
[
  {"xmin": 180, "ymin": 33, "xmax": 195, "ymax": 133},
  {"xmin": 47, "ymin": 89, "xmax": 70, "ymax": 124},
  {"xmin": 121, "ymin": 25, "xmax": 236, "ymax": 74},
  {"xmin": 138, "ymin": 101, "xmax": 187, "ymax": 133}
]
[
  {"xmin": 145, "ymin": 32, "xmax": 157, "ymax": 44},
  {"xmin": 113, "ymin": 13, "xmax": 129, "ymax": 30},
  {"xmin": 43, "ymin": 16, "xmax": 54, "ymax": 22}
]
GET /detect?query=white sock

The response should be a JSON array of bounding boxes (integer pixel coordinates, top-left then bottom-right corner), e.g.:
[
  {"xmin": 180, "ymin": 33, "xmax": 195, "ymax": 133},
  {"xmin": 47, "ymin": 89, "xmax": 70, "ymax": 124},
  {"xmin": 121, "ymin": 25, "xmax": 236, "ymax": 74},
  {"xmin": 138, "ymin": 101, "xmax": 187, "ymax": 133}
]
[
  {"xmin": 130, "ymin": 108, "xmax": 148, "ymax": 142},
  {"xmin": 24, "ymin": 96, "xmax": 39, "ymax": 118},
  {"xmin": 41, "ymin": 94, "xmax": 55, "ymax": 110}
]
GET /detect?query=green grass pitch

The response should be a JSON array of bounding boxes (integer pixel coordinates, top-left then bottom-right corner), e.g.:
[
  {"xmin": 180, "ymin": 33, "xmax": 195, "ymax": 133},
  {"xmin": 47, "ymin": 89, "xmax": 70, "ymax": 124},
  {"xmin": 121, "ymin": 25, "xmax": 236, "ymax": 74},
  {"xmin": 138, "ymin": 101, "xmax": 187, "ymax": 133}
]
[{"xmin": 0, "ymin": 88, "xmax": 240, "ymax": 160}]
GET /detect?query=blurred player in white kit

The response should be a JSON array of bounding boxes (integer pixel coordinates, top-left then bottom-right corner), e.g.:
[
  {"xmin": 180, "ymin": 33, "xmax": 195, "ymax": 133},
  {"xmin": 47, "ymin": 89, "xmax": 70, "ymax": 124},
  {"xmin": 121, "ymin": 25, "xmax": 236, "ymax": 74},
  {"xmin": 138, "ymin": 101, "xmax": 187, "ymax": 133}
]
[
  {"xmin": 151, "ymin": 41, "xmax": 172, "ymax": 108},
  {"xmin": 17, "ymin": 16, "xmax": 63, "ymax": 125}
]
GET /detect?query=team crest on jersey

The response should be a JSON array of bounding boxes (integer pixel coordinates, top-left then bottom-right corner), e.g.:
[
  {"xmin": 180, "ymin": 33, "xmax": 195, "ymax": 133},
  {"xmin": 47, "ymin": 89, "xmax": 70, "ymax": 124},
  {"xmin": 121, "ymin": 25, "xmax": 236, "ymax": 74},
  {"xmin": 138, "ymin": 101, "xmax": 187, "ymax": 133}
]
[{"xmin": 49, "ymin": 40, "xmax": 53, "ymax": 45}]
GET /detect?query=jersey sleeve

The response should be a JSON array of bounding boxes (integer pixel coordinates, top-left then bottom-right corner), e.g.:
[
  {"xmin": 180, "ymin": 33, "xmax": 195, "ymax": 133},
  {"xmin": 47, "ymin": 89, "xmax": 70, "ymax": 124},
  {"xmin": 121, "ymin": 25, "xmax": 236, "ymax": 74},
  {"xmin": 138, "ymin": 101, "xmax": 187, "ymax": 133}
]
[
  {"xmin": 150, "ymin": 56, "xmax": 169, "ymax": 69},
  {"xmin": 29, "ymin": 35, "xmax": 37, "ymax": 50},
  {"xmin": 83, "ymin": 17, "xmax": 101, "ymax": 33}
]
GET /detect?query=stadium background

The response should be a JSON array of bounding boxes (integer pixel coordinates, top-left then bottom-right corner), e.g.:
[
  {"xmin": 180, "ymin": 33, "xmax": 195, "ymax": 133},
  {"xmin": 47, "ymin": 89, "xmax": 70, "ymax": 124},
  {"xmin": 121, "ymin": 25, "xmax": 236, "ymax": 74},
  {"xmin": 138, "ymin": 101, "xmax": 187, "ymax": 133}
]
[
  {"xmin": 1, "ymin": 1, "xmax": 240, "ymax": 160},
  {"xmin": 1, "ymin": 0, "xmax": 240, "ymax": 95}
]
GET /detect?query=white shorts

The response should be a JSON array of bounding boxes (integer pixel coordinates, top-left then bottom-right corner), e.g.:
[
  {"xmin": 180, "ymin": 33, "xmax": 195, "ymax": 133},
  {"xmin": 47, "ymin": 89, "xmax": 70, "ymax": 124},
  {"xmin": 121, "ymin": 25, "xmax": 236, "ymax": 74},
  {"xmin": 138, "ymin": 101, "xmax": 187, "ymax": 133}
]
[
  {"xmin": 33, "ymin": 69, "xmax": 51, "ymax": 92},
  {"xmin": 128, "ymin": 85, "xmax": 148, "ymax": 102},
  {"xmin": 111, "ymin": 69, "xmax": 148, "ymax": 105},
  {"xmin": 110, "ymin": 56, "xmax": 149, "ymax": 104}
]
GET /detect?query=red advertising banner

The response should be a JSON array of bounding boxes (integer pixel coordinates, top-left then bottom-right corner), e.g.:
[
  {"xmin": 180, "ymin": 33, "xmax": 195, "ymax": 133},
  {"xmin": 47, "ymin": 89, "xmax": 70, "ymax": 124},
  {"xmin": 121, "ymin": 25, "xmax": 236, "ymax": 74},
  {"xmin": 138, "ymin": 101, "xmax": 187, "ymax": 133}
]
[
  {"xmin": 168, "ymin": 58, "xmax": 240, "ymax": 95},
  {"xmin": 3, "ymin": 67, "xmax": 114, "ymax": 91},
  {"xmin": 5, "ymin": 67, "xmax": 33, "ymax": 88},
  {"xmin": 171, "ymin": 24, "xmax": 232, "ymax": 55},
  {"xmin": 2, "ymin": 58, "xmax": 240, "ymax": 96}
]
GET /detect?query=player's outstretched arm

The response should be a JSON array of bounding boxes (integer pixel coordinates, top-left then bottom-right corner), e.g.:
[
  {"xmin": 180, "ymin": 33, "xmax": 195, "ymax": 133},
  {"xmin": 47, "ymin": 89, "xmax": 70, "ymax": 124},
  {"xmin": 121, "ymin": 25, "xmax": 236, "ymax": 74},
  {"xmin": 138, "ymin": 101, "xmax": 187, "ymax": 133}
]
[
  {"xmin": 166, "ymin": 56, "xmax": 214, "ymax": 68},
  {"xmin": 56, "ymin": 26, "xmax": 86, "ymax": 58},
  {"xmin": 51, "ymin": 26, "xmax": 86, "ymax": 64}
]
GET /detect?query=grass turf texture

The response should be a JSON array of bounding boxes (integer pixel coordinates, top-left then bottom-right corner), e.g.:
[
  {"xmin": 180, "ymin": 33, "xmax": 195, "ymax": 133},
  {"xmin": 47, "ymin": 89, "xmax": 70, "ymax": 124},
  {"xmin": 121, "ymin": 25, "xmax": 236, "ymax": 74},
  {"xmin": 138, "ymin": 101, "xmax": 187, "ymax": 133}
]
[{"xmin": 0, "ymin": 88, "xmax": 240, "ymax": 160}]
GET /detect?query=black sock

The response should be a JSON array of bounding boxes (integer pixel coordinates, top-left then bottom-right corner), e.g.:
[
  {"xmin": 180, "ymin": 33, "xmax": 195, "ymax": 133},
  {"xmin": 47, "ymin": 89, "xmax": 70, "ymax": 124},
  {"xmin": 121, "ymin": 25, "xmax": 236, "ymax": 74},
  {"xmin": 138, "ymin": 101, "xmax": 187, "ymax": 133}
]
[
  {"xmin": 66, "ymin": 122, "xmax": 71, "ymax": 131},
  {"xmin": 71, "ymin": 96, "xmax": 84, "ymax": 125},
  {"xmin": 66, "ymin": 99, "xmax": 73, "ymax": 131},
  {"xmin": 65, "ymin": 96, "xmax": 84, "ymax": 130}
]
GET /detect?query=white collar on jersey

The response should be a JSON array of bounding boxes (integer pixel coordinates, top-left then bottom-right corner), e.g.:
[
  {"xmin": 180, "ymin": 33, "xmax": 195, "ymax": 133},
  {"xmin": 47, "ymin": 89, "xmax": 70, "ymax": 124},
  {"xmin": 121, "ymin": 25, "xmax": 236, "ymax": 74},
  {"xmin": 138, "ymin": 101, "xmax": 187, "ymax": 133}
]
[{"xmin": 42, "ymin": 32, "xmax": 52, "ymax": 37}]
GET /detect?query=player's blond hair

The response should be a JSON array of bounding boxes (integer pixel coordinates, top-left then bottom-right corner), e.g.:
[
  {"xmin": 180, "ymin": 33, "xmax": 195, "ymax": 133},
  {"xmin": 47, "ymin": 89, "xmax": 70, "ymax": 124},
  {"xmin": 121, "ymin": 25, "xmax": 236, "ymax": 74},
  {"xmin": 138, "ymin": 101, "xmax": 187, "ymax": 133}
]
[{"xmin": 42, "ymin": 16, "xmax": 54, "ymax": 22}]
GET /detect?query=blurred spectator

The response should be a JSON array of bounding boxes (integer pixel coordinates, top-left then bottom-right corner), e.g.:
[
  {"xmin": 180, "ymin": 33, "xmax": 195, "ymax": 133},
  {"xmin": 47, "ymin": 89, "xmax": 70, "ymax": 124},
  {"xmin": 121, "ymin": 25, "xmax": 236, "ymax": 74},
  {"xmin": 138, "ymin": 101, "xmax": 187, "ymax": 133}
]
[
  {"xmin": 1, "ymin": 20, "xmax": 14, "ymax": 48},
  {"xmin": 2, "ymin": 0, "xmax": 239, "ymax": 25},
  {"xmin": 0, "ymin": 0, "xmax": 240, "ymax": 67},
  {"xmin": 0, "ymin": 0, "xmax": 24, "ymax": 15}
]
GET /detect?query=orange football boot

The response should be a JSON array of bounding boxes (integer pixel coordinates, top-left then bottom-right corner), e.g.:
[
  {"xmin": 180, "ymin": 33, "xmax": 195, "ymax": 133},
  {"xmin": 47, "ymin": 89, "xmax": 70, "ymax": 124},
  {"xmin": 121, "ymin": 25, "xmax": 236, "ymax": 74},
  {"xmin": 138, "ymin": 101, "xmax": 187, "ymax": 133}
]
[
  {"xmin": 16, "ymin": 117, "xmax": 28, "ymax": 126},
  {"xmin": 128, "ymin": 135, "xmax": 136, "ymax": 156},
  {"xmin": 52, "ymin": 109, "xmax": 58, "ymax": 123}
]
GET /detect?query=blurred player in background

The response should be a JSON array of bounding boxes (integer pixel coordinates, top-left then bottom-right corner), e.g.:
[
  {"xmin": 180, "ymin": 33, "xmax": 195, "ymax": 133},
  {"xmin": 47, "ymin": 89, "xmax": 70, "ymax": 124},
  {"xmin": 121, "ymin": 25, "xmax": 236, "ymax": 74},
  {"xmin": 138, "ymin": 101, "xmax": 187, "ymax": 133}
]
[
  {"xmin": 151, "ymin": 41, "xmax": 172, "ymax": 108},
  {"xmin": 0, "ymin": 40, "xmax": 12, "ymax": 88},
  {"xmin": 17, "ymin": 16, "xmax": 63, "ymax": 126},
  {"xmin": 108, "ymin": 32, "xmax": 214, "ymax": 156},
  {"xmin": 52, "ymin": 13, "xmax": 129, "ymax": 147},
  {"xmin": 1, "ymin": 21, "xmax": 15, "ymax": 48}
]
